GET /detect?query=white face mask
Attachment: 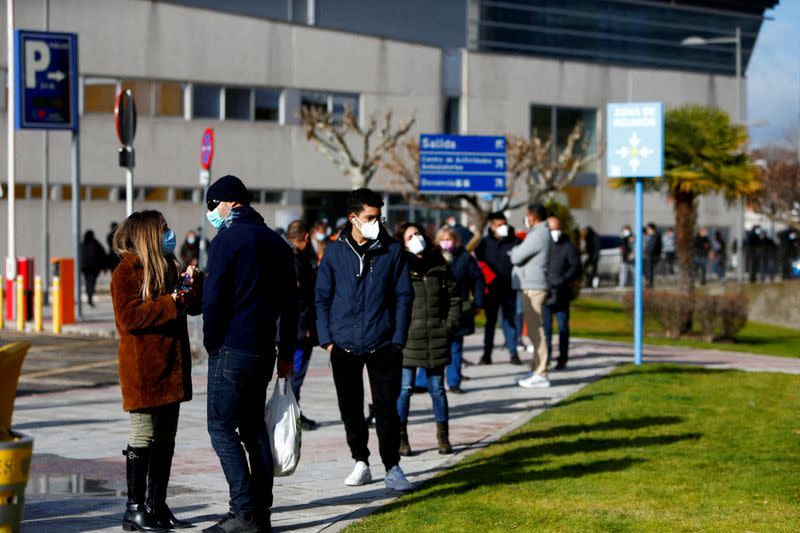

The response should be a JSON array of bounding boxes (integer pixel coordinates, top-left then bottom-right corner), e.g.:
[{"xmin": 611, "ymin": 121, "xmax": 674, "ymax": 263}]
[
  {"xmin": 353, "ymin": 217, "xmax": 380, "ymax": 240},
  {"xmin": 551, "ymin": 230, "xmax": 562, "ymax": 242},
  {"xmin": 524, "ymin": 217, "xmax": 532, "ymax": 230},
  {"xmin": 495, "ymin": 224, "xmax": 509, "ymax": 238},
  {"xmin": 406, "ymin": 234, "xmax": 426, "ymax": 255}
]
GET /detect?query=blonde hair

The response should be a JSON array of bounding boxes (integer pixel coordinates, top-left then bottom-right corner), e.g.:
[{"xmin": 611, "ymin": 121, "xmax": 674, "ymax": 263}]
[
  {"xmin": 435, "ymin": 226, "xmax": 461, "ymax": 247},
  {"xmin": 114, "ymin": 210, "xmax": 174, "ymax": 300}
]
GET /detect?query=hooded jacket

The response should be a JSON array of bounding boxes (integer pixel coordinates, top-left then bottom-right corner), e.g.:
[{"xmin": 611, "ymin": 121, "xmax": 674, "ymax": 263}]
[
  {"xmin": 202, "ymin": 206, "xmax": 298, "ymax": 362},
  {"xmin": 510, "ymin": 220, "xmax": 552, "ymax": 291},
  {"xmin": 402, "ymin": 251, "xmax": 460, "ymax": 369},
  {"xmin": 315, "ymin": 224, "xmax": 413, "ymax": 354}
]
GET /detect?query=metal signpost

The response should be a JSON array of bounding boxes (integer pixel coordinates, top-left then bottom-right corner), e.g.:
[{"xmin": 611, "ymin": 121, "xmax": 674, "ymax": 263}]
[
  {"xmin": 198, "ymin": 128, "xmax": 214, "ymax": 269},
  {"xmin": 115, "ymin": 90, "xmax": 137, "ymax": 216},
  {"xmin": 607, "ymin": 102, "xmax": 664, "ymax": 365},
  {"xmin": 418, "ymin": 134, "xmax": 506, "ymax": 194},
  {"xmin": 13, "ymin": 29, "xmax": 80, "ymax": 320}
]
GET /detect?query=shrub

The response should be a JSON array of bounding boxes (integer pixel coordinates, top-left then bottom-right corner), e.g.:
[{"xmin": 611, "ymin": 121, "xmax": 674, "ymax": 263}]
[{"xmin": 716, "ymin": 293, "xmax": 749, "ymax": 340}]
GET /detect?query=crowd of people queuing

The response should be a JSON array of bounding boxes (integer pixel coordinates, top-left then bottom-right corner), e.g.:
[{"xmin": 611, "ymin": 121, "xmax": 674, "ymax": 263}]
[{"xmin": 614, "ymin": 223, "xmax": 799, "ymax": 288}]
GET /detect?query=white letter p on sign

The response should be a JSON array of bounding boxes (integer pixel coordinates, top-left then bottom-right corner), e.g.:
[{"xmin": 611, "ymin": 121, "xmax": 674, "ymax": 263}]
[{"xmin": 25, "ymin": 40, "xmax": 50, "ymax": 89}]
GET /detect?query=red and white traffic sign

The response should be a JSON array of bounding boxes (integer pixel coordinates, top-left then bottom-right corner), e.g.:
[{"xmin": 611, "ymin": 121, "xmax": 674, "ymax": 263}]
[{"xmin": 200, "ymin": 128, "xmax": 214, "ymax": 170}]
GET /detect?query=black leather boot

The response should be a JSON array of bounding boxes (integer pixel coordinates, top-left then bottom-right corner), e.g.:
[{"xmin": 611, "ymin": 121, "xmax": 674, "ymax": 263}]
[
  {"xmin": 436, "ymin": 422, "xmax": 453, "ymax": 455},
  {"xmin": 123, "ymin": 446, "xmax": 167, "ymax": 532},
  {"xmin": 399, "ymin": 422, "xmax": 412, "ymax": 457},
  {"xmin": 147, "ymin": 441, "xmax": 193, "ymax": 529}
]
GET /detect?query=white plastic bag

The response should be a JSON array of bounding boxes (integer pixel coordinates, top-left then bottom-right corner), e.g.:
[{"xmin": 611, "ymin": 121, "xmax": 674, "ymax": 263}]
[{"xmin": 265, "ymin": 378, "xmax": 302, "ymax": 477}]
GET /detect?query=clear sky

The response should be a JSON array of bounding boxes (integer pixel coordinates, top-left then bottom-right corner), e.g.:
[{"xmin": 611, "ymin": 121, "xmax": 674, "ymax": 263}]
[{"xmin": 747, "ymin": 0, "xmax": 800, "ymax": 147}]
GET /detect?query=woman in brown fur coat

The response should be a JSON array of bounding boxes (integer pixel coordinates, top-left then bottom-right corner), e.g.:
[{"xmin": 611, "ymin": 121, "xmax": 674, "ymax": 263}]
[{"xmin": 111, "ymin": 210, "xmax": 201, "ymax": 531}]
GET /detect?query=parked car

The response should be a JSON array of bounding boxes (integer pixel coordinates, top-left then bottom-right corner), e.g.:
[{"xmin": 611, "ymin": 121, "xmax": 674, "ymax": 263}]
[{"xmin": 581, "ymin": 235, "xmax": 623, "ymax": 284}]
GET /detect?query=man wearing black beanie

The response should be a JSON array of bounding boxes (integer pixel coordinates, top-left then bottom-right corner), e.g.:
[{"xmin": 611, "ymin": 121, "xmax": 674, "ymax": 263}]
[{"xmin": 202, "ymin": 175, "xmax": 298, "ymax": 533}]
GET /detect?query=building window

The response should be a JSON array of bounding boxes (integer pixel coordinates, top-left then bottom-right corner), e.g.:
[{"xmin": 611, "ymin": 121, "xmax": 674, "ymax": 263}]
[
  {"xmin": 156, "ymin": 82, "xmax": 184, "ymax": 117},
  {"xmin": 120, "ymin": 80, "xmax": 154, "ymax": 116},
  {"xmin": 83, "ymin": 79, "xmax": 117, "ymax": 113},
  {"xmin": 300, "ymin": 90, "xmax": 359, "ymax": 123},
  {"xmin": 225, "ymin": 87, "xmax": 252, "ymax": 120},
  {"xmin": 443, "ymin": 97, "xmax": 459, "ymax": 134},
  {"xmin": 193, "ymin": 84, "xmax": 222, "ymax": 119},
  {"xmin": 263, "ymin": 191, "xmax": 283, "ymax": 204},
  {"xmin": 530, "ymin": 104, "xmax": 597, "ymax": 174},
  {"xmin": 143, "ymin": 187, "xmax": 169, "ymax": 202},
  {"xmin": 174, "ymin": 187, "xmax": 196, "ymax": 202},
  {"xmin": 254, "ymin": 88, "xmax": 281, "ymax": 121}
]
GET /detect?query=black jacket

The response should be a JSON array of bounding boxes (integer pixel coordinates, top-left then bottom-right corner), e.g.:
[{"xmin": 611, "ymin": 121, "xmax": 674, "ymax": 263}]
[
  {"xmin": 644, "ymin": 231, "xmax": 663, "ymax": 258},
  {"xmin": 202, "ymin": 206, "xmax": 298, "ymax": 361},
  {"xmin": 294, "ymin": 245, "xmax": 318, "ymax": 344},
  {"xmin": 81, "ymin": 235, "xmax": 107, "ymax": 274},
  {"xmin": 403, "ymin": 251, "xmax": 460, "ymax": 369},
  {"xmin": 315, "ymin": 224, "xmax": 413, "ymax": 354},
  {"xmin": 475, "ymin": 229, "xmax": 521, "ymax": 297},
  {"xmin": 548, "ymin": 235, "xmax": 582, "ymax": 307},
  {"xmin": 445, "ymin": 246, "xmax": 485, "ymax": 336}
]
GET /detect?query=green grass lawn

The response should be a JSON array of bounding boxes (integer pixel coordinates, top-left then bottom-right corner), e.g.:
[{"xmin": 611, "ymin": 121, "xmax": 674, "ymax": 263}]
[
  {"xmin": 569, "ymin": 298, "xmax": 800, "ymax": 358},
  {"xmin": 349, "ymin": 365, "xmax": 800, "ymax": 532}
]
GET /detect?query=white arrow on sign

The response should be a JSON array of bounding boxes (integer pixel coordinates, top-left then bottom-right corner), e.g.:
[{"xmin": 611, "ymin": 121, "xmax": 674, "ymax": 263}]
[{"xmin": 47, "ymin": 70, "xmax": 65, "ymax": 82}]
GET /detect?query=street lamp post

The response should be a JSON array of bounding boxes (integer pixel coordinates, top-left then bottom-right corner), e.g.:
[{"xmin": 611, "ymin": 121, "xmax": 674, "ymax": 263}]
[{"xmin": 682, "ymin": 27, "xmax": 745, "ymax": 283}]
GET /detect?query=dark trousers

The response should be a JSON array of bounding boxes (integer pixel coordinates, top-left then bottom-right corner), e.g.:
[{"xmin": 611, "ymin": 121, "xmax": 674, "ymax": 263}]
[
  {"xmin": 482, "ymin": 291, "xmax": 518, "ymax": 360},
  {"xmin": 290, "ymin": 339, "xmax": 313, "ymax": 404},
  {"xmin": 644, "ymin": 256, "xmax": 659, "ymax": 288},
  {"xmin": 543, "ymin": 303, "xmax": 570, "ymax": 365},
  {"xmin": 330, "ymin": 345, "xmax": 402, "ymax": 470},
  {"xmin": 83, "ymin": 270, "xmax": 99, "ymax": 303},
  {"xmin": 207, "ymin": 347, "xmax": 274, "ymax": 518}
]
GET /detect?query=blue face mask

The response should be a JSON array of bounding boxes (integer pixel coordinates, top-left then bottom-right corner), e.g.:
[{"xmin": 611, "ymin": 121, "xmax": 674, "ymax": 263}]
[
  {"xmin": 207, "ymin": 206, "xmax": 225, "ymax": 229},
  {"xmin": 162, "ymin": 229, "xmax": 177, "ymax": 255}
]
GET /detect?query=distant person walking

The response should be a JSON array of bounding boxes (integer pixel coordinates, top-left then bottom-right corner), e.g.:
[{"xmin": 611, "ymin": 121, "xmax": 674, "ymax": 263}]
[
  {"xmin": 315, "ymin": 188, "xmax": 414, "ymax": 491},
  {"xmin": 581, "ymin": 226, "xmax": 600, "ymax": 288},
  {"xmin": 618, "ymin": 225, "xmax": 634, "ymax": 288},
  {"xmin": 662, "ymin": 227, "xmax": 676, "ymax": 275},
  {"xmin": 436, "ymin": 226, "xmax": 484, "ymax": 393},
  {"xmin": 512, "ymin": 203, "xmax": 552, "ymax": 389},
  {"xmin": 475, "ymin": 212, "xmax": 521, "ymax": 365},
  {"xmin": 693, "ymin": 227, "xmax": 711, "ymax": 285},
  {"xmin": 710, "ymin": 230, "xmax": 727, "ymax": 281},
  {"xmin": 543, "ymin": 217, "xmax": 581, "ymax": 370},
  {"xmin": 81, "ymin": 230, "xmax": 107, "ymax": 308},
  {"xmin": 643, "ymin": 223, "xmax": 662, "ymax": 288},
  {"xmin": 202, "ymin": 175, "xmax": 298, "ymax": 533},
  {"xmin": 179, "ymin": 230, "xmax": 200, "ymax": 267},
  {"xmin": 110, "ymin": 210, "xmax": 201, "ymax": 531},
  {"xmin": 395, "ymin": 223, "xmax": 459, "ymax": 456}
]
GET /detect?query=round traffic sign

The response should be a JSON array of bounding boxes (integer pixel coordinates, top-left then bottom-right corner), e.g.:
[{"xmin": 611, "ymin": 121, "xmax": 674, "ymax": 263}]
[
  {"xmin": 200, "ymin": 128, "xmax": 214, "ymax": 170},
  {"xmin": 114, "ymin": 89, "xmax": 137, "ymax": 146}
]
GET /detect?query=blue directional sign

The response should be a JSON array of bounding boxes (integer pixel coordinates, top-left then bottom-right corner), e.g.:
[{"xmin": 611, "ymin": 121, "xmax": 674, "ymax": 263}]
[
  {"xmin": 419, "ymin": 134, "xmax": 506, "ymax": 194},
  {"xmin": 606, "ymin": 102, "xmax": 663, "ymax": 178},
  {"xmin": 15, "ymin": 30, "xmax": 78, "ymax": 131}
]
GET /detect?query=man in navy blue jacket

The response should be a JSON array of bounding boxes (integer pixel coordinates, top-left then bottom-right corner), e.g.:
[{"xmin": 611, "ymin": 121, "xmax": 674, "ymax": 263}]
[
  {"xmin": 315, "ymin": 188, "xmax": 414, "ymax": 491},
  {"xmin": 202, "ymin": 175, "xmax": 297, "ymax": 533}
]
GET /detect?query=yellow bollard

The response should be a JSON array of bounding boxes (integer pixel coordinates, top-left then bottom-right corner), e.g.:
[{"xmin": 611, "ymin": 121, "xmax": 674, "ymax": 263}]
[
  {"xmin": 52, "ymin": 277, "xmax": 61, "ymax": 334},
  {"xmin": 16, "ymin": 276, "xmax": 24, "ymax": 333},
  {"xmin": 0, "ymin": 275, "xmax": 4, "ymax": 330},
  {"xmin": 33, "ymin": 277, "xmax": 43, "ymax": 333}
]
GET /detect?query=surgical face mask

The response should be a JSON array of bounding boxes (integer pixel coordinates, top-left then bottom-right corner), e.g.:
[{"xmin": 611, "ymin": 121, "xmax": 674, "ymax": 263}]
[
  {"xmin": 439, "ymin": 239, "xmax": 455, "ymax": 252},
  {"xmin": 524, "ymin": 217, "xmax": 532, "ymax": 230},
  {"xmin": 494, "ymin": 224, "xmax": 509, "ymax": 238},
  {"xmin": 314, "ymin": 232, "xmax": 326, "ymax": 242},
  {"xmin": 162, "ymin": 229, "xmax": 177, "ymax": 255},
  {"xmin": 550, "ymin": 230, "xmax": 562, "ymax": 242},
  {"xmin": 353, "ymin": 216, "xmax": 380, "ymax": 240},
  {"xmin": 187, "ymin": 236, "xmax": 196, "ymax": 245},
  {"xmin": 407, "ymin": 234, "xmax": 426, "ymax": 255},
  {"xmin": 623, "ymin": 229, "xmax": 631, "ymax": 237},
  {"xmin": 207, "ymin": 205, "xmax": 226, "ymax": 229},
  {"xmin": 325, "ymin": 227, "xmax": 332, "ymax": 237}
]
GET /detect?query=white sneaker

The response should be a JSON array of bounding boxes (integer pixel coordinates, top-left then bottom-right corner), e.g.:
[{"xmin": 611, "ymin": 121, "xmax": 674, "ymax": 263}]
[
  {"xmin": 344, "ymin": 461, "xmax": 372, "ymax": 486},
  {"xmin": 384, "ymin": 465, "xmax": 413, "ymax": 491},
  {"xmin": 518, "ymin": 373, "xmax": 551, "ymax": 389}
]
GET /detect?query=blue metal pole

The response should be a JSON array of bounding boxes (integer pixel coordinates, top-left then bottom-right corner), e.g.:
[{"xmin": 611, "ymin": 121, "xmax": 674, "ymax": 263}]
[{"xmin": 634, "ymin": 178, "xmax": 644, "ymax": 365}]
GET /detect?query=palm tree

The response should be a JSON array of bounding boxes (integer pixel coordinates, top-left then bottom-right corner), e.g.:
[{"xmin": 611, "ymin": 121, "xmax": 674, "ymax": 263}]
[{"xmin": 614, "ymin": 105, "xmax": 759, "ymax": 294}]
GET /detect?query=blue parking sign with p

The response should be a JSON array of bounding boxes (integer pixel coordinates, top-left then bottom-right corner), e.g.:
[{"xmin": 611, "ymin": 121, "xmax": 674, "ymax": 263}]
[
  {"xmin": 15, "ymin": 30, "xmax": 79, "ymax": 131},
  {"xmin": 606, "ymin": 102, "xmax": 663, "ymax": 178}
]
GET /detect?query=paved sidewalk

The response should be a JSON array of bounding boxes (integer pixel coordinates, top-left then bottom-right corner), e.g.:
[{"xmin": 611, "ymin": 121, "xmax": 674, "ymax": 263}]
[{"xmin": 12, "ymin": 331, "xmax": 800, "ymax": 532}]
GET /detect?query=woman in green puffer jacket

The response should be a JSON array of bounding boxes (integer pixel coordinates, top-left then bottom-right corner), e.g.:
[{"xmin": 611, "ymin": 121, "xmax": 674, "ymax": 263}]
[{"xmin": 395, "ymin": 223, "xmax": 461, "ymax": 455}]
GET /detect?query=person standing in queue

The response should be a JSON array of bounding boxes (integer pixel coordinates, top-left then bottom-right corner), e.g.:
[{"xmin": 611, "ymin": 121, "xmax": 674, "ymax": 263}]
[
  {"xmin": 202, "ymin": 175, "xmax": 298, "ymax": 533},
  {"xmin": 435, "ymin": 226, "xmax": 484, "ymax": 393},
  {"xmin": 543, "ymin": 216, "xmax": 581, "ymax": 370},
  {"xmin": 315, "ymin": 188, "xmax": 414, "ymax": 491},
  {"xmin": 111, "ymin": 210, "xmax": 200, "ymax": 532},
  {"xmin": 395, "ymin": 223, "xmax": 460, "ymax": 456}
]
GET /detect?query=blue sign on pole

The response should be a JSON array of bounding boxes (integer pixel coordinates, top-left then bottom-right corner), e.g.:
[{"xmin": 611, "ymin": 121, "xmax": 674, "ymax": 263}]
[
  {"xmin": 14, "ymin": 30, "xmax": 79, "ymax": 131},
  {"xmin": 419, "ymin": 134, "xmax": 506, "ymax": 194},
  {"xmin": 606, "ymin": 102, "xmax": 663, "ymax": 179},
  {"xmin": 606, "ymin": 102, "xmax": 665, "ymax": 368}
]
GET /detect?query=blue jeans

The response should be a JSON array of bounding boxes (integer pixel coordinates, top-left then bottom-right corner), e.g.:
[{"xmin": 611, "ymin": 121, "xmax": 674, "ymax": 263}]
[
  {"xmin": 446, "ymin": 337, "xmax": 464, "ymax": 388},
  {"xmin": 290, "ymin": 340, "xmax": 313, "ymax": 404},
  {"xmin": 483, "ymin": 291, "xmax": 518, "ymax": 360},
  {"xmin": 207, "ymin": 347, "xmax": 274, "ymax": 518},
  {"xmin": 543, "ymin": 304, "xmax": 570, "ymax": 365},
  {"xmin": 397, "ymin": 366, "xmax": 448, "ymax": 423}
]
